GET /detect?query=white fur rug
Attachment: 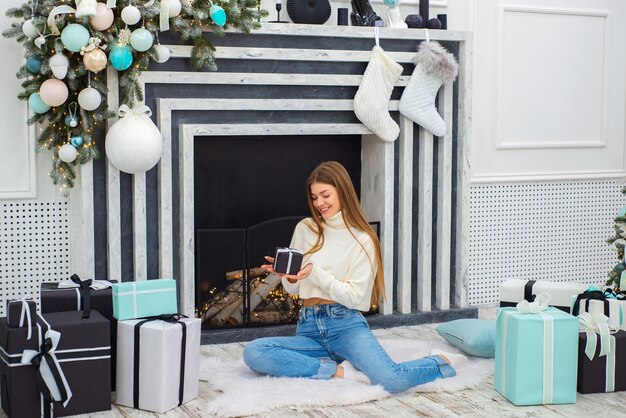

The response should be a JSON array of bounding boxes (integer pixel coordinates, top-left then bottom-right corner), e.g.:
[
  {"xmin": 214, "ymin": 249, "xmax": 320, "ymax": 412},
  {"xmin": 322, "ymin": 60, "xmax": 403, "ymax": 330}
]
[{"xmin": 200, "ymin": 337, "xmax": 494, "ymax": 417}]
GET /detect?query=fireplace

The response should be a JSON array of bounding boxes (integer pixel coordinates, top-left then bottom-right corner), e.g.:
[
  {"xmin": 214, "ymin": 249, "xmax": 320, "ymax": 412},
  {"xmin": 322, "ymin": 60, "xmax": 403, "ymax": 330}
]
[
  {"xmin": 91, "ymin": 25, "xmax": 475, "ymax": 342},
  {"xmin": 193, "ymin": 134, "xmax": 362, "ymax": 328}
]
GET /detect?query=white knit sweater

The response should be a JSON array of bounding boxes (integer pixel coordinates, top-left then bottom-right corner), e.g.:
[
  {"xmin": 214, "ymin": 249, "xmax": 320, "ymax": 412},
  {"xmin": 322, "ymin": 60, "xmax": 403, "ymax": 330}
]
[{"xmin": 280, "ymin": 211, "xmax": 377, "ymax": 311}]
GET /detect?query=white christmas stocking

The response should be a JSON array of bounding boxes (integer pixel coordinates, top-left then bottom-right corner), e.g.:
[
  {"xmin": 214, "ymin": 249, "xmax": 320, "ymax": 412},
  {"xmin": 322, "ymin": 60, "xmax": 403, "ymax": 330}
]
[
  {"xmin": 354, "ymin": 46, "xmax": 404, "ymax": 142},
  {"xmin": 399, "ymin": 41, "xmax": 459, "ymax": 137}
]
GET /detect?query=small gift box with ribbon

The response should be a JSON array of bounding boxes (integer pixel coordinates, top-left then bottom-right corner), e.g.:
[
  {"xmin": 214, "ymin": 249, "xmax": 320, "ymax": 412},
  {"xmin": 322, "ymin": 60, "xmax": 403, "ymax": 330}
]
[
  {"xmin": 6, "ymin": 297, "xmax": 36, "ymax": 329},
  {"xmin": 115, "ymin": 315, "xmax": 201, "ymax": 413},
  {"xmin": 0, "ymin": 311, "xmax": 111, "ymax": 418},
  {"xmin": 495, "ymin": 293, "xmax": 579, "ymax": 405},
  {"xmin": 41, "ymin": 274, "xmax": 115, "ymax": 320},
  {"xmin": 273, "ymin": 247, "xmax": 303, "ymax": 275},
  {"xmin": 570, "ymin": 287, "xmax": 625, "ymax": 331},
  {"xmin": 41, "ymin": 274, "xmax": 118, "ymax": 390},
  {"xmin": 500, "ymin": 279, "xmax": 588, "ymax": 312},
  {"xmin": 577, "ymin": 311, "xmax": 626, "ymax": 393},
  {"xmin": 112, "ymin": 278, "xmax": 178, "ymax": 321}
]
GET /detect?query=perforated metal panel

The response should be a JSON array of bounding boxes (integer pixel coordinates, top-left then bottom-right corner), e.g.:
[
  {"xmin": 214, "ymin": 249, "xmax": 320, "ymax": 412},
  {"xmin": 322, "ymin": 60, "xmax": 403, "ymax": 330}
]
[
  {"xmin": 468, "ymin": 181, "xmax": 624, "ymax": 306},
  {"xmin": 0, "ymin": 201, "xmax": 70, "ymax": 315}
]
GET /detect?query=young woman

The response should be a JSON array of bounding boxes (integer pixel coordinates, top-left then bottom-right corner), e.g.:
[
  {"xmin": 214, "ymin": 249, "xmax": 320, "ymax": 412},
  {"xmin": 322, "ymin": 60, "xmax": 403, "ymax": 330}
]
[{"xmin": 243, "ymin": 161, "xmax": 465, "ymax": 393}]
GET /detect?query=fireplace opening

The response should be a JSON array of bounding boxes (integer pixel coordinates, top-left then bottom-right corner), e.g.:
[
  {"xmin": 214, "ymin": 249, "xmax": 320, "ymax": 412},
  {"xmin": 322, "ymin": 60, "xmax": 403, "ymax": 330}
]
[{"xmin": 194, "ymin": 135, "xmax": 363, "ymax": 329}]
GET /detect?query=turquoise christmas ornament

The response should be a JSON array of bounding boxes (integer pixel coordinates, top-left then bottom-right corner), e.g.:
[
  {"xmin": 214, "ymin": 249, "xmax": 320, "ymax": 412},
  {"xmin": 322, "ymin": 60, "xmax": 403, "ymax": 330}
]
[
  {"xmin": 65, "ymin": 114, "xmax": 79, "ymax": 127},
  {"xmin": 28, "ymin": 93, "xmax": 50, "ymax": 114},
  {"xmin": 129, "ymin": 28, "xmax": 154, "ymax": 52},
  {"xmin": 210, "ymin": 4, "xmax": 227, "ymax": 26},
  {"xmin": 70, "ymin": 135, "xmax": 84, "ymax": 148},
  {"xmin": 618, "ymin": 206, "xmax": 626, "ymax": 217},
  {"xmin": 109, "ymin": 43, "xmax": 133, "ymax": 71},
  {"xmin": 60, "ymin": 24, "xmax": 90, "ymax": 53},
  {"xmin": 25, "ymin": 56, "xmax": 42, "ymax": 73}
]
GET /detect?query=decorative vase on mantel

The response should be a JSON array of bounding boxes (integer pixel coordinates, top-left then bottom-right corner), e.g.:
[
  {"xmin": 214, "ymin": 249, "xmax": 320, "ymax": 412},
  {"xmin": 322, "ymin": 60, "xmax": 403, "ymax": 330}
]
[{"xmin": 287, "ymin": 0, "xmax": 331, "ymax": 24}]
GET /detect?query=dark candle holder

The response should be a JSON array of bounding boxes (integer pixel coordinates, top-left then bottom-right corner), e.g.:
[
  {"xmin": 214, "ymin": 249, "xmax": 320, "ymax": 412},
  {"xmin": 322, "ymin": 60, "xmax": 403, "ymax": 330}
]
[{"xmin": 271, "ymin": 2, "xmax": 287, "ymax": 23}]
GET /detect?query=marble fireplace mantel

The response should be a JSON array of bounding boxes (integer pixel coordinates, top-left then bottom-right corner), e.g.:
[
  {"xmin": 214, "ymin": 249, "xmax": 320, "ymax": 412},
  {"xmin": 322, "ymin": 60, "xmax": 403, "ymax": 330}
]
[{"xmin": 71, "ymin": 24, "xmax": 472, "ymax": 329}]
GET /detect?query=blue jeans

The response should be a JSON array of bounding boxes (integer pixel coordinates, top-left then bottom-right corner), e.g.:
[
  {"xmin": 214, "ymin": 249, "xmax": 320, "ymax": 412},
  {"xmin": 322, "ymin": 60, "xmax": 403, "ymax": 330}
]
[{"xmin": 243, "ymin": 303, "xmax": 456, "ymax": 393}]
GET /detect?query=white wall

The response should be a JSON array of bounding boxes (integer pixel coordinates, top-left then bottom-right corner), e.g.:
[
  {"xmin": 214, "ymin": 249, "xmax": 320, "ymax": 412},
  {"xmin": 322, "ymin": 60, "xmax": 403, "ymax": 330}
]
[
  {"xmin": 470, "ymin": 0, "xmax": 626, "ymax": 182},
  {"xmin": 466, "ymin": 0, "xmax": 626, "ymax": 306},
  {"xmin": 0, "ymin": 0, "xmax": 37, "ymax": 198}
]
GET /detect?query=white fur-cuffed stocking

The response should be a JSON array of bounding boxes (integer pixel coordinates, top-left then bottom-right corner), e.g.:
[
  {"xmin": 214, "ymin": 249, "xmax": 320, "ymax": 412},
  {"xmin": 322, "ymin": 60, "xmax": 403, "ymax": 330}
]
[
  {"xmin": 398, "ymin": 41, "xmax": 459, "ymax": 137},
  {"xmin": 353, "ymin": 45, "xmax": 403, "ymax": 142}
]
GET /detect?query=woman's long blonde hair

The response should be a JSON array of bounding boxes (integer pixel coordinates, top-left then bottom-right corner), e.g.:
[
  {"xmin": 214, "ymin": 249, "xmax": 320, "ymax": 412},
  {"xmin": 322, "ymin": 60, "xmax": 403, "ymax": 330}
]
[{"xmin": 305, "ymin": 161, "xmax": 385, "ymax": 307}]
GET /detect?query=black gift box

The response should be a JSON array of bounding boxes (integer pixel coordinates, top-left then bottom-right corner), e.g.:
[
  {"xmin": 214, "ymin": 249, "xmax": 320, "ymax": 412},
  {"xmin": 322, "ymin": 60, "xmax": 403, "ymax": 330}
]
[
  {"xmin": 577, "ymin": 330, "xmax": 626, "ymax": 394},
  {"xmin": 6, "ymin": 299, "xmax": 36, "ymax": 328},
  {"xmin": 273, "ymin": 248, "xmax": 303, "ymax": 275},
  {"xmin": 40, "ymin": 281, "xmax": 114, "ymax": 320},
  {"xmin": 41, "ymin": 280, "xmax": 118, "ymax": 390},
  {"xmin": 0, "ymin": 311, "xmax": 111, "ymax": 417}
]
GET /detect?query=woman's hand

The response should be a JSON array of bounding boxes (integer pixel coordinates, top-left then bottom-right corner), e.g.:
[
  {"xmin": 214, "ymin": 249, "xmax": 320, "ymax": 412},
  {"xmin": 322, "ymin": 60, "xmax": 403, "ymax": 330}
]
[
  {"xmin": 261, "ymin": 256, "xmax": 276, "ymax": 274},
  {"xmin": 280, "ymin": 263, "xmax": 313, "ymax": 282}
]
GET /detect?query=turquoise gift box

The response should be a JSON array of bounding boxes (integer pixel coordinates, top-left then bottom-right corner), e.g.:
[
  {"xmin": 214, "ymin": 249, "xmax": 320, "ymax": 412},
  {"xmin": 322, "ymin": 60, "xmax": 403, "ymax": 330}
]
[
  {"xmin": 112, "ymin": 279, "xmax": 178, "ymax": 320},
  {"xmin": 494, "ymin": 306, "xmax": 578, "ymax": 405}
]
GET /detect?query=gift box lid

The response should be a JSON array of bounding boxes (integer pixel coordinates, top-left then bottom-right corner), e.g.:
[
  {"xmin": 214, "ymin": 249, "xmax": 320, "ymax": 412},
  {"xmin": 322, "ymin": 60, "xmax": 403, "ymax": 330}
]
[{"xmin": 112, "ymin": 278, "xmax": 177, "ymax": 295}]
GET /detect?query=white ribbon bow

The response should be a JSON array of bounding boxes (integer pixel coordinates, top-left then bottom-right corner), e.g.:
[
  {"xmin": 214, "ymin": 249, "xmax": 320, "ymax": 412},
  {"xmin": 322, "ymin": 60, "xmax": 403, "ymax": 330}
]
[
  {"xmin": 47, "ymin": 5, "xmax": 76, "ymax": 35},
  {"xmin": 57, "ymin": 279, "xmax": 113, "ymax": 290},
  {"xmin": 118, "ymin": 104, "xmax": 153, "ymax": 118},
  {"xmin": 21, "ymin": 330, "xmax": 73, "ymax": 407},
  {"xmin": 578, "ymin": 311, "xmax": 615, "ymax": 360},
  {"xmin": 15, "ymin": 295, "xmax": 34, "ymax": 341},
  {"xmin": 516, "ymin": 292, "xmax": 551, "ymax": 313}
]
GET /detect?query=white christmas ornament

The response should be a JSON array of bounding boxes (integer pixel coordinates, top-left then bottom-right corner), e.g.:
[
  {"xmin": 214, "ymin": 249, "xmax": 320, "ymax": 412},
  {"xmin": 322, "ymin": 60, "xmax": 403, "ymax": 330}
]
[
  {"xmin": 121, "ymin": 5, "xmax": 141, "ymax": 25},
  {"xmin": 22, "ymin": 19, "xmax": 40, "ymax": 39},
  {"xmin": 59, "ymin": 143, "xmax": 77, "ymax": 163},
  {"xmin": 154, "ymin": 44, "xmax": 171, "ymax": 63},
  {"xmin": 105, "ymin": 105, "xmax": 163, "ymax": 174},
  {"xmin": 75, "ymin": 0, "xmax": 98, "ymax": 18},
  {"xmin": 34, "ymin": 36, "xmax": 47, "ymax": 48},
  {"xmin": 168, "ymin": 0, "xmax": 182, "ymax": 17},
  {"xmin": 78, "ymin": 87, "xmax": 101, "ymax": 111},
  {"xmin": 49, "ymin": 52, "xmax": 69, "ymax": 79}
]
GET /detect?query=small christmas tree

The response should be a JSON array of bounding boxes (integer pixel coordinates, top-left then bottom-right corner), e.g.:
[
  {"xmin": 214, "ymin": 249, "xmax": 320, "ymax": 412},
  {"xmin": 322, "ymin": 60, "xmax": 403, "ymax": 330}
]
[
  {"xmin": 3, "ymin": 0, "xmax": 266, "ymax": 194},
  {"xmin": 606, "ymin": 187, "xmax": 626, "ymax": 290}
]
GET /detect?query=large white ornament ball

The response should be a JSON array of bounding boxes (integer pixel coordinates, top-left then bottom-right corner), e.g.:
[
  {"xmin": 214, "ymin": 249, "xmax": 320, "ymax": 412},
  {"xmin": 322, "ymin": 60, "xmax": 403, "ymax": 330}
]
[
  {"xmin": 90, "ymin": 3, "xmax": 115, "ymax": 31},
  {"xmin": 154, "ymin": 44, "xmax": 171, "ymax": 63},
  {"xmin": 49, "ymin": 52, "xmax": 69, "ymax": 79},
  {"xmin": 39, "ymin": 78, "xmax": 69, "ymax": 107},
  {"xmin": 121, "ymin": 5, "xmax": 141, "ymax": 25},
  {"xmin": 59, "ymin": 143, "xmax": 78, "ymax": 163},
  {"xmin": 105, "ymin": 108, "xmax": 163, "ymax": 174},
  {"xmin": 168, "ymin": 0, "xmax": 182, "ymax": 17},
  {"xmin": 22, "ymin": 19, "xmax": 40, "ymax": 39},
  {"xmin": 78, "ymin": 87, "xmax": 101, "ymax": 111}
]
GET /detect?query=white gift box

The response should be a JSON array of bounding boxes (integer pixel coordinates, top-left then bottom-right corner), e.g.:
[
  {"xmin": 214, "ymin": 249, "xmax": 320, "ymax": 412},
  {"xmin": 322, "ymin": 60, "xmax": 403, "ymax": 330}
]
[
  {"xmin": 115, "ymin": 317, "xmax": 201, "ymax": 413},
  {"xmin": 500, "ymin": 279, "xmax": 589, "ymax": 311}
]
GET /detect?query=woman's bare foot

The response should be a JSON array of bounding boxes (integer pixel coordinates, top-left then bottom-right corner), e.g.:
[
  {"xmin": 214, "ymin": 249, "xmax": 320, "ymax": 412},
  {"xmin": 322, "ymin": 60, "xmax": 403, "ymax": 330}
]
[
  {"xmin": 429, "ymin": 349, "xmax": 468, "ymax": 368},
  {"xmin": 332, "ymin": 365, "xmax": 345, "ymax": 378},
  {"xmin": 334, "ymin": 361, "xmax": 371, "ymax": 384}
]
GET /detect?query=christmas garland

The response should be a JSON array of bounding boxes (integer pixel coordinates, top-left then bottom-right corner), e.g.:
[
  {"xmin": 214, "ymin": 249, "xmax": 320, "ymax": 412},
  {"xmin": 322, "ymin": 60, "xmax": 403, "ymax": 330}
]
[{"xmin": 3, "ymin": 0, "xmax": 267, "ymax": 194}]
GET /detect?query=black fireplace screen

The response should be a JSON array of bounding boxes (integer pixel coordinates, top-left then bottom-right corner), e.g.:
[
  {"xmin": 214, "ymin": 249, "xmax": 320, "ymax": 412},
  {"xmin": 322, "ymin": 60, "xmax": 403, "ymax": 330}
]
[
  {"xmin": 196, "ymin": 218, "xmax": 380, "ymax": 329},
  {"xmin": 196, "ymin": 216, "xmax": 304, "ymax": 329}
]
